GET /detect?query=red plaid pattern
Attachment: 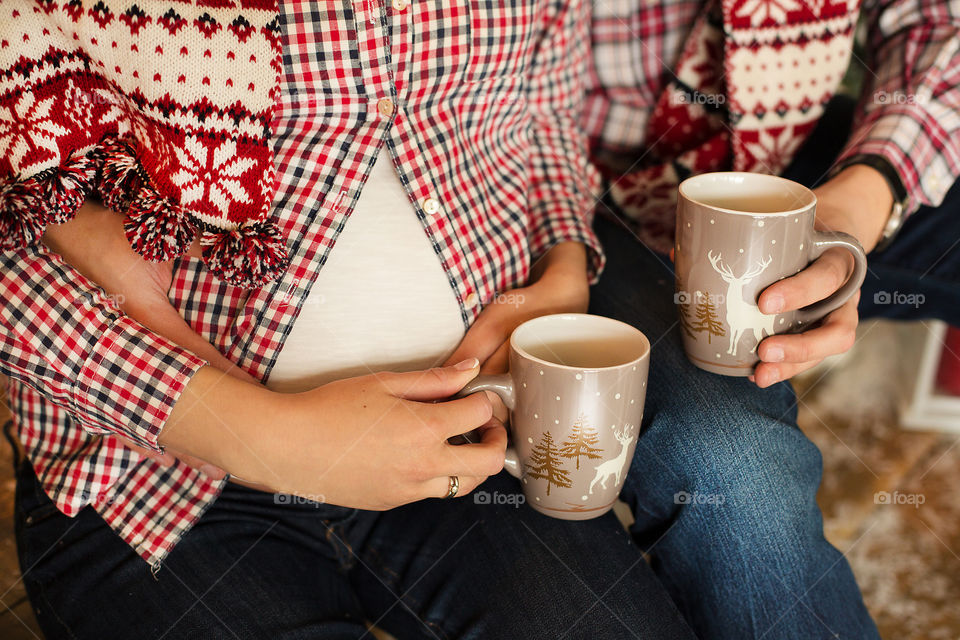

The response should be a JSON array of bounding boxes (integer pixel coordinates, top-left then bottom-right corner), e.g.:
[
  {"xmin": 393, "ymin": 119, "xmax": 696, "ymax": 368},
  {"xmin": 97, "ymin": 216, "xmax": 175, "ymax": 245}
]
[
  {"xmin": 585, "ymin": 0, "xmax": 703, "ymax": 158},
  {"xmin": 585, "ymin": 0, "xmax": 960, "ymax": 216},
  {"xmin": 0, "ymin": 0, "xmax": 601, "ymax": 567},
  {"xmin": 834, "ymin": 0, "xmax": 960, "ymax": 212}
]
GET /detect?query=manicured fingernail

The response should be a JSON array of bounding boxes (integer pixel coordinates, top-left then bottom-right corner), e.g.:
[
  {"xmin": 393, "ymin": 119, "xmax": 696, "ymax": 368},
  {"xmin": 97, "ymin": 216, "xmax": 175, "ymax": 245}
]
[
  {"xmin": 765, "ymin": 346, "xmax": 784, "ymax": 362},
  {"xmin": 763, "ymin": 294, "xmax": 784, "ymax": 314},
  {"xmin": 454, "ymin": 357, "xmax": 480, "ymax": 371}
]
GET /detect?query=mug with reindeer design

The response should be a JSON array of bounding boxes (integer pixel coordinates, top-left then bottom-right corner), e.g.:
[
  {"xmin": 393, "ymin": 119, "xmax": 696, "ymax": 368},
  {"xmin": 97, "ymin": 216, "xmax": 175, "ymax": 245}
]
[
  {"xmin": 674, "ymin": 172, "xmax": 867, "ymax": 376},
  {"xmin": 458, "ymin": 314, "xmax": 650, "ymax": 519}
]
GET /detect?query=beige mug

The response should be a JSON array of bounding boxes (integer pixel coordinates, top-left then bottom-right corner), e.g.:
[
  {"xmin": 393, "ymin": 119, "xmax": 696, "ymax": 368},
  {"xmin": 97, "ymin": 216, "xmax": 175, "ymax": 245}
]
[
  {"xmin": 460, "ymin": 314, "xmax": 650, "ymax": 520},
  {"xmin": 674, "ymin": 172, "xmax": 867, "ymax": 376}
]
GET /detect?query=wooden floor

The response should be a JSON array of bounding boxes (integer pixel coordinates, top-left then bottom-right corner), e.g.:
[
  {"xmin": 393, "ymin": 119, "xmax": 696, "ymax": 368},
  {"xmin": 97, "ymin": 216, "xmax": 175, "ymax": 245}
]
[
  {"xmin": 798, "ymin": 321, "xmax": 960, "ymax": 638},
  {"xmin": 1, "ymin": 320, "xmax": 958, "ymax": 638},
  {"xmin": 0, "ymin": 378, "xmax": 41, "ymax": 638}
]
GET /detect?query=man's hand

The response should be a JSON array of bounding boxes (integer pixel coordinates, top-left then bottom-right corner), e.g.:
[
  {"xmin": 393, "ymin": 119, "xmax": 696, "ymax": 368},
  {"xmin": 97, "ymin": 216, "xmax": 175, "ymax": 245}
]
[{"xmin": 753, "ymin": 165, "xmax": 892, "ymax": 387}]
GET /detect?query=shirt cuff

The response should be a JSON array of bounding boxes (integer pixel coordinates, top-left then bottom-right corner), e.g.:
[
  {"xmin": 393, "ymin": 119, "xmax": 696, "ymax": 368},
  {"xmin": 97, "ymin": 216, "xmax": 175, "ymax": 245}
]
[
  {"xmin": 72, "ymin": 315, "xmax": 207, "ymax": 451},
  {"xmin": 528, "ymin": 212, "xmax": 606, "ymax": 285},
  {"xmin": 836, "ymin": 106, "xmax": 958, "ymax": 215}
]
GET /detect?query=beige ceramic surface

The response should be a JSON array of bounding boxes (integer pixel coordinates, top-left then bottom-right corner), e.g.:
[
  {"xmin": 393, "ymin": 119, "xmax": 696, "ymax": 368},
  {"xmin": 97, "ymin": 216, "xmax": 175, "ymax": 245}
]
[
  {"xmin": 461, "ymin": 314, "xmax": 649, "ymax": 519},
  {"xmin": 674, "ymin": 172, "xmax": 866, "ymax": 376}
]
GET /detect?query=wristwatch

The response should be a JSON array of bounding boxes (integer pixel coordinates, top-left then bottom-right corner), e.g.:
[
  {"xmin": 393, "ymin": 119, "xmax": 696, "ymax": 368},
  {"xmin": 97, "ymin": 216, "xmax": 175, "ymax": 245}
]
[{"xmin": 834, "ymin": 154, "xmax": 909, "ymax": 252}]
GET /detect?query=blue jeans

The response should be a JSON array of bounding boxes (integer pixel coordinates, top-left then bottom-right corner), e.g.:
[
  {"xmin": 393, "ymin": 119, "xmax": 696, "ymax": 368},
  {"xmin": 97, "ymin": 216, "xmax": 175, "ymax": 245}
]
[
  {"xmin": 13, "ymin": 451, "xmax": 695, "ymax": 639},
  {"xmin": 591, "ymin": 216, "xmax": 880, "ymax": 639},
  {"xmin": 588, "ymin": 95, "xmax": 959, "ymax": 639}
]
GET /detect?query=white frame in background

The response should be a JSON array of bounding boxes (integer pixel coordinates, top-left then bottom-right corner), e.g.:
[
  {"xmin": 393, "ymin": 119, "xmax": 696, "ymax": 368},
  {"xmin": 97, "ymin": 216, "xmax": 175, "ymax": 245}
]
[{"xmin": 902, "ymin": 320, "xmax": 960, "ymax": 433}]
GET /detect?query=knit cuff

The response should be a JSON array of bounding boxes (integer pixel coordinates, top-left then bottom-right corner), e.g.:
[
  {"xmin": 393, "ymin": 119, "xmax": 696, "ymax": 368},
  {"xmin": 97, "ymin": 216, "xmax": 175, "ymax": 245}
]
[{"xmin": 0, "ymin": 136, "xmax": 288, "ymax": 288}]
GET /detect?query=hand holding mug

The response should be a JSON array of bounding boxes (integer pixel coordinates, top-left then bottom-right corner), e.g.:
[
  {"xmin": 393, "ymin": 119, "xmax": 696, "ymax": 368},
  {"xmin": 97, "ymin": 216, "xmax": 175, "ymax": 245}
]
[
  {"xmin": 458, "ymin": 314, "xmax": 650, "ymax": 519},
  {"xmin": 674, "ymin": 172, "xmax": 867, "ymax": 377},
  {"xmin": 752, "ymin": 165, "xmax": 893, "ymax": 386}
]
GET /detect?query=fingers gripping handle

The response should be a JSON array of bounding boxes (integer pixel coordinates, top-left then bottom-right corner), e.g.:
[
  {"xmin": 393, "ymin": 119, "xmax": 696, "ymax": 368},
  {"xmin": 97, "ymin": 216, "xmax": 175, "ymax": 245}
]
[
  {"xmin": 458, "ymin": 374, "xmax": 521, "ymax": 478},
  {"xmin": 794, "ymin": 231, "xmax": 868, "ymax": 326},
  {"xmin": 459, "ymin": 374, "xmax": 516, "ymax": 410}
]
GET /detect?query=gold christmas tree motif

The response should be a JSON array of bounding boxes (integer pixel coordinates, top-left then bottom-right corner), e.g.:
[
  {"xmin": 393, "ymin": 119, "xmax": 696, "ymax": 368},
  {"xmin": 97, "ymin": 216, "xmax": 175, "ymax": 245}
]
[
  {"xmin": 525, "ymin": 431, "xmax": 572, "ymax": 496},
  {"xmin": 675, "ymin": 273, "xmax": 698, "ymax": 339},
  {"xmin": 559, "ymin": 414, "xmax": 604, "ymax": 469},
  {"xmin": 691, "ymin": 291, "xmax": 725, "ymax": 343}
]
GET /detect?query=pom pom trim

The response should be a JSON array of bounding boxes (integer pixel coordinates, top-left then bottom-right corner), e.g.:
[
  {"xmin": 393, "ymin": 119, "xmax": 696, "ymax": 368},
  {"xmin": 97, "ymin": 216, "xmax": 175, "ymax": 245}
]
[{"xmin": 0, "ymin": 135, "xmax": 288, "ymax": 288}]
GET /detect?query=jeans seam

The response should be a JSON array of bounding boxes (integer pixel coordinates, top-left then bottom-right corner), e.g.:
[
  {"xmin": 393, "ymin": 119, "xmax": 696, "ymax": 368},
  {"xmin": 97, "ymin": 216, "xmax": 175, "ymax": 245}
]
[
  {"xmin": 361, "ymin": 544, "xmax": 452, "ymax": 640},
  {"xmin": 33, "ymin": 577, "xmax": 79, "ymax": 640}
]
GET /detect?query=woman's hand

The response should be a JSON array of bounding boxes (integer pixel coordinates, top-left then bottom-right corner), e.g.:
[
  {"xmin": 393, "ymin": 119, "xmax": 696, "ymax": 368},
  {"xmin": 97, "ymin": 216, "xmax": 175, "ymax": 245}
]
[
  {"xmin": 445, "ymin": 242, "xmax": 590, "ymax": 374},
  {"xmin": 753, "ymin": 165, "xmax": 891, "ymax": 387},
  {"xmin": 43, "ymin": 200, "xmax": 256, "ymax": 477},
  {"xmin": 42, "ymin": 201, "xmax": 252, "ymax": 382},
  {"xmin": 162, "ymin": 359, "xmax": 508, "ymax": 509},
  {"xmin": 46, "ymin": 202, "xmax": 507, "ymax": 506},
  {"xmin": 444, "ymin": 242, "xmax": 590, "ymax": 420}
]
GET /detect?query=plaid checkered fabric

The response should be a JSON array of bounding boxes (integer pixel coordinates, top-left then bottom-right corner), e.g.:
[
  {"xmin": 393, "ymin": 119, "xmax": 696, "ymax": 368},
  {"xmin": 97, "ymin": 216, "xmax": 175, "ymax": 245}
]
[
  {"xmin": 585, "ymin": 0, "xmax": 960, "ymax": 221},
  {"xmin": 585, "ymin": 0, "xmax": 703, "ymax": 158},
  {"xmin": 0, "ymin": 0, "xmax": 601, "ymax": 568},
  {"xmin": 833, "ymin": 0, "xmax": 960, "ymax": 211}
]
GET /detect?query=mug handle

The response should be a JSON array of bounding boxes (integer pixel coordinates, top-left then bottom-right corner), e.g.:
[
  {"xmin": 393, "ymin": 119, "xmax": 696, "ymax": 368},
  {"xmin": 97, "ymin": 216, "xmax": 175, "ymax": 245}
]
[
  {"xmin": 457, "ymin": 374, "xmax": 522, "ymax": 479},
  {"xmin": 793, "ymin": 231, "xmax": 868, "ymax": 326}
]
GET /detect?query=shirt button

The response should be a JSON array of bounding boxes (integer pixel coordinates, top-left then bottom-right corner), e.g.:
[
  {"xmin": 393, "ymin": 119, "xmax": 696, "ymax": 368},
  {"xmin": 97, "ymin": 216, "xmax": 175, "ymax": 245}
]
[
  {"xmin": 377, "ymin": 98, "xmax": 394, "ymax": 117},
  {"xmin": 392, "ymin": 0, "xmax": 408, "ymax": 10},
  {"xmin": 422, "ymin": 197, "xmax": 441, "ymax": 215},
  {"xmin": 464, "ymin": 292, "xmax": 479, "ymax": 308}
]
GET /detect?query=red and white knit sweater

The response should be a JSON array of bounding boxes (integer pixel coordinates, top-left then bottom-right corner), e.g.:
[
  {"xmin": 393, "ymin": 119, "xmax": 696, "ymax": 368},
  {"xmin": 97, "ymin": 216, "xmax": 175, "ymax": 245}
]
[
  {"xmin": 595, "ymin": 0, "xmax": 860, "ymax": 252},
  {"xmin": 0, "ymin": 0, "xmax": 859, "ymax": 284},
  {"xmin": 0, "ymin": 1, "xmax": 286, "ymax": 287}
]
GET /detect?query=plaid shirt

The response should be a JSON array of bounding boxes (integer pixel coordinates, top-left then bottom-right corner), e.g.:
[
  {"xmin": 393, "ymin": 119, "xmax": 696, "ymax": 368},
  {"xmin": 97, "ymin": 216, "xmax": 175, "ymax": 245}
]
[
  {"xmin": 585, "ymin": 0, "xmax": 960, "ymax": 215},
  {"xmin": 0, "ymin": 0, "xmax": 601, "ymax": 567}
]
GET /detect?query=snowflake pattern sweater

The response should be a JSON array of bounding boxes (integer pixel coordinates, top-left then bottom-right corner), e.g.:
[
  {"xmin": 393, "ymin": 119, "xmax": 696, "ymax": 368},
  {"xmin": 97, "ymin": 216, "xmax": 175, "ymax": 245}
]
[
  {"xmin": 0, "ymin": 0, "xmax": 859, "ymax": 285},
  {"xmin": 0, "ymin": 1, "xmax": 285, "ymax": 287}
]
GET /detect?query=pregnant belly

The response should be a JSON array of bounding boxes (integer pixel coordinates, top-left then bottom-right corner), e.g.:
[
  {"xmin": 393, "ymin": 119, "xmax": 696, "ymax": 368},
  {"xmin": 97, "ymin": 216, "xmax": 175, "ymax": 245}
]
[
  {"xmin": 266, "ymin": 158, "xmax": 466, "ymax": 393},
  {"xmin": 266, "ymin": 282, "xmax": 466, "ymax": 393}
]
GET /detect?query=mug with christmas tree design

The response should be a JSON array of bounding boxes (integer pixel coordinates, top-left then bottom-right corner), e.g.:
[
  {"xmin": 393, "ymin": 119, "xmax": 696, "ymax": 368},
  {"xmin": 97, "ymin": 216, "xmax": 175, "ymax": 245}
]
[
  {"xmin": 458, "ymin": 314, "xmax": 650, "ymax": 519},
  {"xmin": 675, "ymin": 172, "xmax": 867, "ymax": 376}
]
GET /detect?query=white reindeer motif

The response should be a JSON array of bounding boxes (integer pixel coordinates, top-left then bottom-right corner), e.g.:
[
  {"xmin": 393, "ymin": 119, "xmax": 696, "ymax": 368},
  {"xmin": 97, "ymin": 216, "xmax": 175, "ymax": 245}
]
[
  {"xmin": 708, "ymin": 251, "xmax": 776, "ymax": 357},
  {"xmin": 588, "ymin": 424, "xmax": 636, "ymax": 495}
]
